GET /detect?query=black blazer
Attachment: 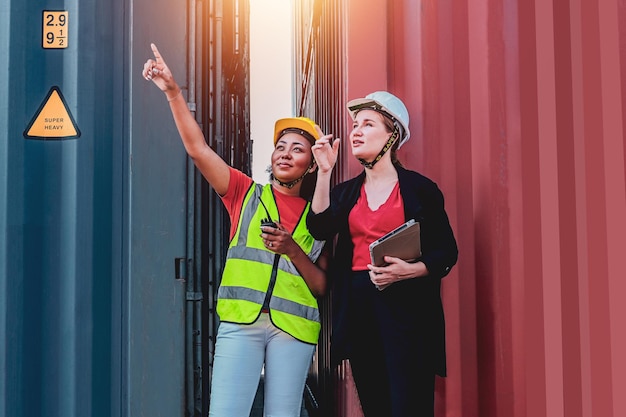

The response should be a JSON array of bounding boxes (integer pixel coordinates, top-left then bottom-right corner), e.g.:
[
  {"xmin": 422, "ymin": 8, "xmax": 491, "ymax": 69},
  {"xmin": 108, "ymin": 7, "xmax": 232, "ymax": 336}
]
[{"xmin": 306, "ymin": 165, "xmax": 458, "ymax": 376}]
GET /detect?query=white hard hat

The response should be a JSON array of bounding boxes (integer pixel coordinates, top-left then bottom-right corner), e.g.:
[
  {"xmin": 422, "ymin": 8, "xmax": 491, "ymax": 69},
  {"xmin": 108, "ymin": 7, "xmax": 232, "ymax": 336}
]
[{"xmin": 347, "ymin": 91, "xmax": 411, "ymax": 148}]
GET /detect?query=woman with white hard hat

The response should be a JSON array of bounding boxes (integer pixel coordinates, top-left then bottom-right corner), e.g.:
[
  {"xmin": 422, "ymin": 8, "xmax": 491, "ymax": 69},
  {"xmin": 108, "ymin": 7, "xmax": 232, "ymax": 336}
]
[
  {"xmin": 308, "ymin": 91, "xmax": 458, "ymax": 416},
  {"xmin": 142, "ymin": 43, "xmax": 330, "ymax": 416}
]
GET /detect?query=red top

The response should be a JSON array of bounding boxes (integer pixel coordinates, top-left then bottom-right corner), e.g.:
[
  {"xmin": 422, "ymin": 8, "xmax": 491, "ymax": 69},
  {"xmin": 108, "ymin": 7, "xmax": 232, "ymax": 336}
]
[
  {"xmin": 348, "ymin": 181, "xmax": 405, "ymax": 270},
  {"xmin": 220, "ymin": 167, "xmax": 307, "ymax": 240}
]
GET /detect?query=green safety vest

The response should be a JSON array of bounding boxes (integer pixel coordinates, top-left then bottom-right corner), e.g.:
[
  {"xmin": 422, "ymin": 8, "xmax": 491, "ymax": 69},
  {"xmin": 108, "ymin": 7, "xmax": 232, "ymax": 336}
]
[{"xmin": 217, "ymin": 183, "xmax": 325, "ymax": 344}]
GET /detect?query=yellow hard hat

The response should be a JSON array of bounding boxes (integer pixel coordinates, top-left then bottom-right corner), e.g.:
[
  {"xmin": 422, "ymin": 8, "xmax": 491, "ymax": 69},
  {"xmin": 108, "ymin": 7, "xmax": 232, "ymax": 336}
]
[{"xmin": 273, "ymin": 117, "xmax": 320, "ymax": 145}]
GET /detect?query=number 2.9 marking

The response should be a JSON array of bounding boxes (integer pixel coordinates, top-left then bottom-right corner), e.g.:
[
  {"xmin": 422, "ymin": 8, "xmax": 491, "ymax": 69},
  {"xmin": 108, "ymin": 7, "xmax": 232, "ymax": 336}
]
[{"xmin": 43, "ymin": 11, "xmax": 68, "ymax": 49}]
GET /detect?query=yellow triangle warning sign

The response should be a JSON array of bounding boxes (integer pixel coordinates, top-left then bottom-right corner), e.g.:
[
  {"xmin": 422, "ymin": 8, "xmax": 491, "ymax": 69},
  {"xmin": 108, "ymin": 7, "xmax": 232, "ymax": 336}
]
[{"xmin": 24, "ymin": 86, "xmax": 81, "ymax": 140}]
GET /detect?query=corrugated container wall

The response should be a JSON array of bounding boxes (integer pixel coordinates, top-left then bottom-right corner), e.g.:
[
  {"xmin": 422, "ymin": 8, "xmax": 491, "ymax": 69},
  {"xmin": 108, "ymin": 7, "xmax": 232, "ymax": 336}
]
[
  {"xmin": 0, "ymin": 0, "xmax": 250, "ymax": 416},
  {"xmin": 295, "ymin": 0, "xmax": 626, "ymax": 416}
]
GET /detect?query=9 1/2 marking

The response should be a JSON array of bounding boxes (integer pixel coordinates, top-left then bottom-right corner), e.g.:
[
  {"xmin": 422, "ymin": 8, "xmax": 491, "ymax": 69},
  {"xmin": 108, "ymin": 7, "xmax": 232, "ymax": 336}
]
[{"xmin": 43, "ymin": 11, "xmax": 68, "ymax": 49}]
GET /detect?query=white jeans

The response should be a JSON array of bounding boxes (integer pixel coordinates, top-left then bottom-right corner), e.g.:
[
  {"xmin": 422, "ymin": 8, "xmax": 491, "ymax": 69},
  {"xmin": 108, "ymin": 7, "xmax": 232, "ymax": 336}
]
[{"xmin": 208, "ymin": 313, "xmax": 316, "ymax": 417}]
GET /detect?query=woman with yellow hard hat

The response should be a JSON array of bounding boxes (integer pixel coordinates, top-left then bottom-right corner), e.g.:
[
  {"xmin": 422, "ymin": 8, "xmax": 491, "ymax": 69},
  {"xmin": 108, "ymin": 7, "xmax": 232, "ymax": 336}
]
[{"xmin": 142, "ymin": 43, "xmax": 329, "ymax": 417}]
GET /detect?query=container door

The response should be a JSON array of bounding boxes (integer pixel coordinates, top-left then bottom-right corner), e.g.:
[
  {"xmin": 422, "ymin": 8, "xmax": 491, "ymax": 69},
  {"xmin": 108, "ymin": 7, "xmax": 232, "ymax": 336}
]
[{"xmin": 0, "ymin": 1, "xmax": 190, "ymax": 416}]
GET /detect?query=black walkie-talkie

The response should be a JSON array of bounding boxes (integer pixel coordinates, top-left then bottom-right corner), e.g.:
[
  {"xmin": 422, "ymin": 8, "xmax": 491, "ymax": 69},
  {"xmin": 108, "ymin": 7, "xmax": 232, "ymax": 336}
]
[{"xmin": 258, "ymin": 196, "xmax": 277, "ymax": 229}]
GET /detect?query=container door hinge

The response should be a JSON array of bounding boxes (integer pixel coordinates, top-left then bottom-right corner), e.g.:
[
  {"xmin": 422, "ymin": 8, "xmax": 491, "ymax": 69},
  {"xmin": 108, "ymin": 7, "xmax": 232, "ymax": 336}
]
[{"xmin": 186, "ymin": 292, "xmax": 203, "ymax": 301}]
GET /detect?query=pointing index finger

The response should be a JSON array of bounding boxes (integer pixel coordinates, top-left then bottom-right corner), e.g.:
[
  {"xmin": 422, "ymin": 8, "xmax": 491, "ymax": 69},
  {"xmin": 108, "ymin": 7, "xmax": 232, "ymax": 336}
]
[{"xmin": 150, "ymin": 43, "xmax": 163, "ymax": 62}]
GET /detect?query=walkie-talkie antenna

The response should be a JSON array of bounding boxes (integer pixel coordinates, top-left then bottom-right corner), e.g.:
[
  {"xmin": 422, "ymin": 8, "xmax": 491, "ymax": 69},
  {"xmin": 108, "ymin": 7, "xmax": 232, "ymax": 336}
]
[{"xmin": 258, "ymin": 196, "xmax": 273, "ymax": 219}]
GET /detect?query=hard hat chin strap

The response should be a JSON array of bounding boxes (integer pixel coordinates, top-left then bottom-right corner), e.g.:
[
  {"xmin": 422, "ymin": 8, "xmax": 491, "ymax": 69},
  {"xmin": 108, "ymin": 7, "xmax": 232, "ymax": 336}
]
[
  {"xmin": 358, "ymin": 128, "xmax": 399, "ymax": 169},
  {"xmin": 272, "ymin": 162, "xmax": 315, "ymax": 189}
]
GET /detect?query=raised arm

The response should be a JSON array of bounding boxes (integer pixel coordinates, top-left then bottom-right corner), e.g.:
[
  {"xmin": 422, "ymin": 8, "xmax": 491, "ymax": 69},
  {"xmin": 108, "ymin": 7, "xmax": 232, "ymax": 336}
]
[
  {"xmin": 142, "ymin": 43, "xmax": 230, "ymax": 196},
  {"xmin": 310, "ymin": 130, "xmax": 340, "ymax": 213}
]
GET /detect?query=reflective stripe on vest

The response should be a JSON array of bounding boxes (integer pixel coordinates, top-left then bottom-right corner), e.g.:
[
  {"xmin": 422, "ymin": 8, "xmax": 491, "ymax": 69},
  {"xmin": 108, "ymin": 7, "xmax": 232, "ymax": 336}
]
[{"xmin": 217, "ymin": 184, "xmax": 324, "ymax": 344}]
